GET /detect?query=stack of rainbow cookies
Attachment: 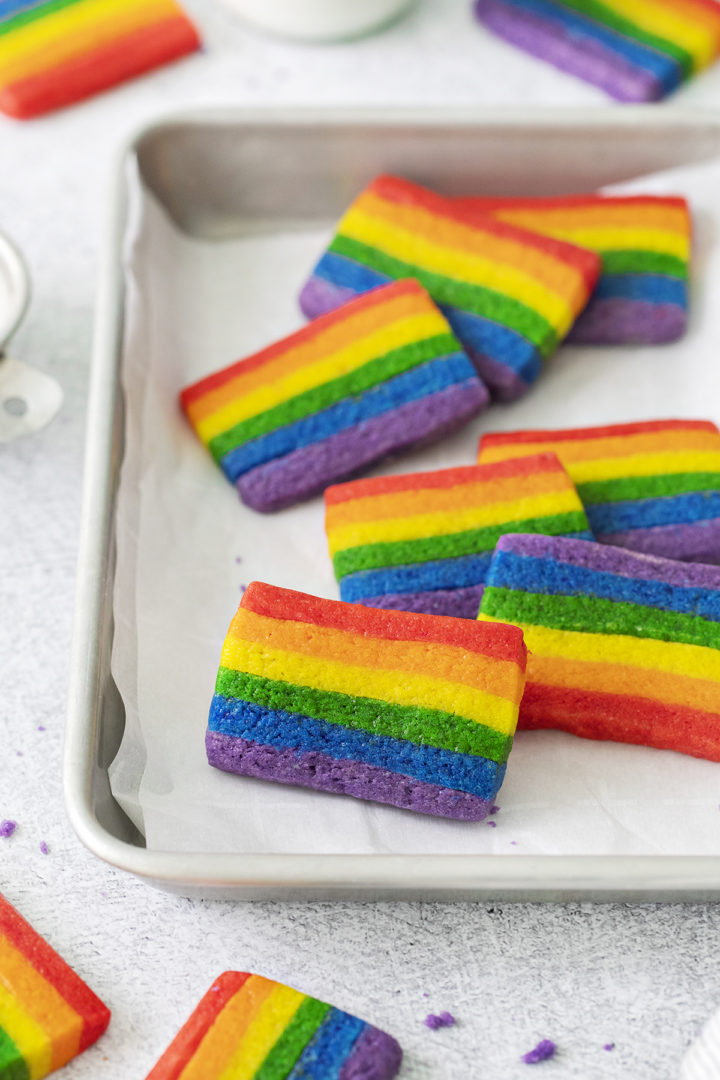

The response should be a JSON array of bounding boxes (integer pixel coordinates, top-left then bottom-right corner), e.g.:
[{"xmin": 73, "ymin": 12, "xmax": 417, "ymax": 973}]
[
  {"xmin": 454, "ymin": 193, "xmax": 692, "ymax": 345},
  {"xmin": 205, "ymin": 582, "xmax": 527, "ymax": 820},
  {"xmin": 478, "ymin": 533, "xmax": 720, "ymax": 761},
  {"xmin": 298, "ymin": 174, "xmax": 601, "ymax": 401},
  {"xmin": 0, "ymin": 0, "xmax": 200, "ymax": 119},
  {"xmin": 181, "ymin": 279, "xmax": 488, "ymax": 512},
  {"xmin": 479, "ymin": 419, "xmax": 720, "ymax": 563},
  {"xmin": 325, "ymin": 454, "xmax": 592, "ymax": 617},
  {"xmin": 0, "ymin": 892, "xmax": 110, "ymax": 1077},
  {"xmin": 146, "ymin": 971, "xmax": 402, "ymax": 1079},
  {"xmin": 473, "ymin": 0, "xmax": 720, "ymax": 103}
]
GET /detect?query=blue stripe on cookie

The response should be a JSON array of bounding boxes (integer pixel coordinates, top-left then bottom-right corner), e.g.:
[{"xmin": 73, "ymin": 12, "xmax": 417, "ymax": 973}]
[{"xmin": 208, "ymin": 696, "xmax": 506, "ymax": 799}]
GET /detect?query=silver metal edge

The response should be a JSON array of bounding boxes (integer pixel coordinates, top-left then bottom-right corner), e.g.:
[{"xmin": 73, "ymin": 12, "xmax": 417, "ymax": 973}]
[
  {"xmin": 0, "ymin": 228, "xmax": 31, "ymax": 350},
  {"xmin": 66, "ymin": 106, "xmax": 720, "ymax": 899},
  {"xmin": 64, "ymin": 139, "xmax": 129, "ymax": 871}
]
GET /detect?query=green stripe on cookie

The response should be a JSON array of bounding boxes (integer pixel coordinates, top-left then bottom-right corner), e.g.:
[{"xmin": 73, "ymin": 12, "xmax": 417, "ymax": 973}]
[
  {"xmin": 253, "ymin": 997, "xmax": 330, "ymax": 1080},
  {"xmin": 481, "ymin": 587, "xmax": 720, "ymax": 650},
  {"xmin": 577, "ymin": 473, "xmax": 720, "ymax": 505},
  {"xmin": 214, "ymin": 669, "xmax": 513, "ymax": 763},
  {"xmin": 333, "ymin": 511, "xmax": 590, "ymax": 577},
  {"xmin": 552, "ymin": 0, "xmax": 693, "ymax": 75},
  {"xmin": 0, "ymin": 1028, "xmax": 29, "ymax": 1080},
  {"xmin": 600, "ymin": 250, "xmax": 688, "ymax": 278},
  {"xmin": 330, "ymin": 234, "xmax": 558, "ymax": 354},
  {"xmin": 208, "ymin": 332, "xmax": 458, "ymax": 460}
]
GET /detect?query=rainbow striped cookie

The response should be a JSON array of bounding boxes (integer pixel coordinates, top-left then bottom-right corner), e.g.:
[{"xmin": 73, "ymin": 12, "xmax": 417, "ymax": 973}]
[
  {"xmin": 479, "ymin": 420, "xmax": 720, "ymax": 563},
  {"xmin": 0, "ymin": 892, "xmax": 110, "ymax": 1078},
  {"xmin": 479, "ymin": 533, "xmax": 720, "ymax": 761},
  {"xmin": 325, "ymin": 454, "xmax": 592, "ymax": 618},
  {"xmin": 455, "ymin": 193, "xmax": 691, "ymax": 345},
  {"xmin": 0, "ymin": 0, "xmax": 200, "ymax": 120},
  {"xmin": 181, "ymin": 279, "xmax": 488, "ymax": 512},
  {"xmin": 299, "ymin": 174, "xmax": 600, "ymax": 402},
  {"xmin": 146, "ymin": 972, "xmax": 402, "ymax": 1080},
  {"xmin": 206, "ymin": 582, "xmax": 527, "ymax": 820},
  {"xmin": 473, "ymin": 0, "xmax": 720, "ymax": 103}
]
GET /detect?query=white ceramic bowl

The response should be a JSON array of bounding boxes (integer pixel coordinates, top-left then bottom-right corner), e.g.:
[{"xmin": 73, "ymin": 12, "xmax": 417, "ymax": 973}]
[{"xmin": 220, "ymin": 0, "xmax": 413, "ymax": 41}]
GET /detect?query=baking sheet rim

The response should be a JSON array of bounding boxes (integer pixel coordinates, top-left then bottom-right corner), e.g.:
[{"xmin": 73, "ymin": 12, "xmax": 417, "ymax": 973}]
[{"xmin": 65, "ymin": 104, "xmax": 720, "ymax": 900}]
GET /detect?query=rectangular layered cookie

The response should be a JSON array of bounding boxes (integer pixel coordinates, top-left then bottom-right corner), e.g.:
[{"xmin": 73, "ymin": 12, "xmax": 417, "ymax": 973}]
[
  {"xmin": 0, "ymin": 893, "xmax": 110, "ymax": 1078},
  {"xmin": 206, "ymin": 582, "xmax": 527, "ymax": 820},
  {"xmin": 181, "ymin": 279, "xmax": 488, "ymax": 512},
  {"xmin": 478, "ymin": 533, "xmax": 720, "ymax": 761},
  {"xmin": 479, "ymin": 420, "xmax": 720, "ymax": 563},
  {"xmin": 0, "ymin": 0, "xmax": 200, "ymax": 119},
  {"xmin": 473, "ymin": 0, "xmax": 720, "ymax": 103},
  {"xmin": 146, "ymin": 971, "xmax": 402, "ymax": 1080},
  {"xmin": 299, "ymin": 174, "xmax": 600, "ymax": 402},
  {"xmin": 325, "ymin": 453, "xmax": 592, "ymax": 618},
  {"xmin": 454, "ymin": 193, "xmax": 691, "ymax": 345}
]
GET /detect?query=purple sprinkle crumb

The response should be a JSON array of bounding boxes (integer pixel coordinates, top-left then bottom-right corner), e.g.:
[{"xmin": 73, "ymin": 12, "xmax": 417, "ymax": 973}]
[
  {"xmin": 510, "ymin": 840, "xmax": 518, "ymax": 845},
  {"xmin": 422, "ymin": 992, "xmax": 429, "ymax": 998},
  {"xmin": 239, "ymin": 584, "xmax": 247, "ymax": 592},
  {"xmin": 15, "ymin": 751, "xmax": 22, "ymax": 757},
  {"xmin": 490, "ymin": 804, "xmax": 501, "ymax": 815},
  {"xmin": 425, "ymin": 1012, "xmax": 456, "ymax": 1030},
  {"xmin": 603, "ymin": 1043, "xmax": 615, "ymax": 1052},
  {"xmin": 487, "ymin": 820, "xmax": 497, "ymax": 828},
  {"xmin": 235, "ymin": 556, "xmax": 243, "ymax": 564},
  {"xmin": 37, "ymin": 725, "xmax": 46, "ymax": 732},
  {"xmin": 39, "ymin": 841, "xmax": 49, "ymax": 855},
  {"xmin": 522, "ymin": 1040, "xmax": 556, "ymax": 1064},
  {"xmin": 0, "ymin": 820, "xmax": 17, "ymax": 838}
]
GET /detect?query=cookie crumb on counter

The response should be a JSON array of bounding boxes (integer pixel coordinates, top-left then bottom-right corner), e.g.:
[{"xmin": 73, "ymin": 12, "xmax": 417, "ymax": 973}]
[
  {"xmin": 425, "ymin": 1012, "xmax": 456, "ymax": 1030},
  {"xmin": 522, "ymin": 1039, "xmax": 556, "ymax": 1064}
]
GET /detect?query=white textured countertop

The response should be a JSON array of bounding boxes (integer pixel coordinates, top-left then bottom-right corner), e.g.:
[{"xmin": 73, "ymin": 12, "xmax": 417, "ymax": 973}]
[{"xmin": 2, "ymin": 2, "xmax": 720, "ymax": 1077}]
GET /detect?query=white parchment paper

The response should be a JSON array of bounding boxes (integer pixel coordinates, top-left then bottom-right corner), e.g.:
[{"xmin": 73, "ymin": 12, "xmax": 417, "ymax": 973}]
[{"xmin": 109, "ymin": 157, "xmax": 720, "ymax": 855}]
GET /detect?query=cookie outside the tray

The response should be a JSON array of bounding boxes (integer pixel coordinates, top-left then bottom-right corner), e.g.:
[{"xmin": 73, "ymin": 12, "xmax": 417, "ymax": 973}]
[
  {"xmin": 0, "ymin": 0, "xmax": 200, "ymax": 120},
  {"xmin": 205, "ymin": 582, "xmax": 527, "ymax": 821},
  {"xmin": 324, "ymin": 453, "xmax": 592, "ymax": 619},
  {"xmin": 479, "ymin": 532, "xmax": 720, "ymax": 761},
  {"xmin": 298, "ymin": 174, "xmax": 600, "ymax": 402},
  {"xmin": 479, "ymin": 420, "xmax": 720, "ymax": 564},
  {"xmin": 473, "ymin": 0, "xmax": 720, "ymax": 104},
  {"xmin": 145, "ymin": 971, "xmax": 402, "ymax": 1080},
  {"xmin": 0, "ymin": 892, "xmax": 110, "ymax": 1078}
]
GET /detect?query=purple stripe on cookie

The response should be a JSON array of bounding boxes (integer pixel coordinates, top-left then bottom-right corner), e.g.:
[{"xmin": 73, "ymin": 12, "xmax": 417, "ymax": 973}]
[
  {"xmin": 206, "ymin": 731, "xmax": 494, "ymax": 820},
  {"xmin": 463, "ymin": 344, "xmax": 530, "ymax": 403},
  {"xmin": 340, "ymin": 1025, "xmax": 403, "ymax": 1080},
  {"xmin": 597, "ymin": 518, "xmax": 720, "ymax": 566},
  {"xmin": 495, "ymin": 533, "xmax": 720, "ymax": 588},
  {"xmin": 237, "ymin": 379, "xmax": 489, "ymax": 512},
  {"xmin": 299, "ymin": 275, "xmax": 357, "ymax": 320},
  {"xmin": 473, "ymin": 0, "xmax": 662, "ymax": 103},
  {"xmin": 359, "ymin": 584, "xmax": 486, "ymax": 619},
  {"xmin": 566, "ymin": 299, "xmax": 687, "ymax": 346}
]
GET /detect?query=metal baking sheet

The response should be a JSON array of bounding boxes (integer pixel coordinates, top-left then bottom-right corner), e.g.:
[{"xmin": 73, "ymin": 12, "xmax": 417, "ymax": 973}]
[{"xmin": 66, "ymin": 107, "xmax": 720, "ymax": 900}]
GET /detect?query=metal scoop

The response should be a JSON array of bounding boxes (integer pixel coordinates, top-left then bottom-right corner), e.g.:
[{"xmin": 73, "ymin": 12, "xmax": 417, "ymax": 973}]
[{"xmin": 0, "ymin": 230, "xmax": 63, "ymax": 442}]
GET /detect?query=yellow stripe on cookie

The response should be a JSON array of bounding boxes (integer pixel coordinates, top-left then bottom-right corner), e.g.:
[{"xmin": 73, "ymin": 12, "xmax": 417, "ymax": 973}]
[
  {"xmin": 0, "ymin": 984, "xmax": 52, "ymax": 1080},
  {"xmin": 216, "ymin": 984, "xmax": 306, "ymax": 1080},
  {"xmin": 220, "ymin": 639, "xmax": 519, "ymax": 734},
  {"xmin": 479, "ymin": 616, "xmax": 720, "ymax": 684},
  {"xmin": 327, "ymin": 489, "xmax": 582, "ymax": 554},
  {"xmin": 195, "ymin": 311, "xmax": 447, "ymax": 443},
  {"xmin": 340, "ymin": 207, "xmax": 577, "ymax": 333}
]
